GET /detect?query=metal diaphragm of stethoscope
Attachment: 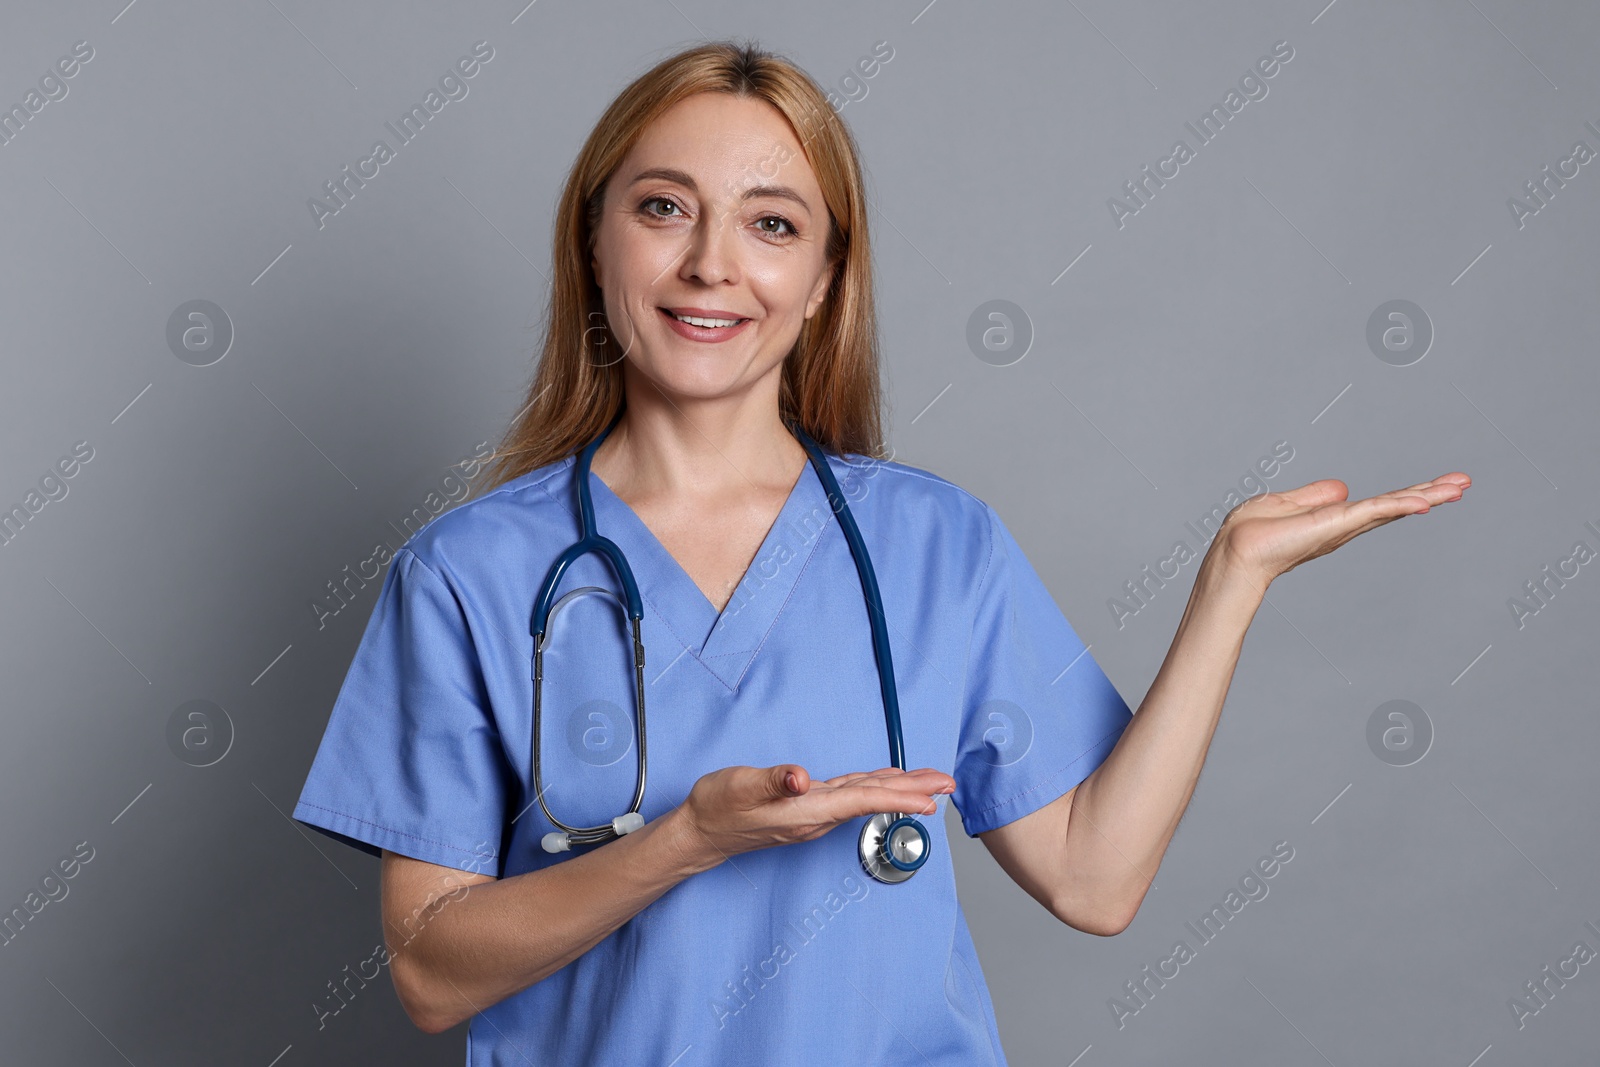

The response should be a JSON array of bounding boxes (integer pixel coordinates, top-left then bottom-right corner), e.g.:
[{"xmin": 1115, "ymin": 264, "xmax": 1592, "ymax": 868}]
[{"xmin": 529, "ymin": 408, "xmax": 932, "ymax": 884}]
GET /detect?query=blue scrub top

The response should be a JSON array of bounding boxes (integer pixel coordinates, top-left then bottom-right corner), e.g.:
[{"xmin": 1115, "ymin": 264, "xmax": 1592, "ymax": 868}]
[{"xmin": 293, "ymin": 445, "xmax": 1133, "ymax": 1066}]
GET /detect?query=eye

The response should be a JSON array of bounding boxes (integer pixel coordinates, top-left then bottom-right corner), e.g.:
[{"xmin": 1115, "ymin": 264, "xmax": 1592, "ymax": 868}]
[
  {"xmin": 756, "ymin": 214, "xmax": 799, "ymax": 239},
  {"xmin": 638, "ymin": 196, "xmax": 798, "ymax": 240},
  {"xmin": 640, "ymin": 196, "xmax": 684, "ymax": 219}
]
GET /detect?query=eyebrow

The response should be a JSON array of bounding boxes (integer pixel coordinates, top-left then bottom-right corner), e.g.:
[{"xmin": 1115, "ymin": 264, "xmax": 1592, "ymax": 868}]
[{"xmin": 626, "ymin": 166, "xmax": 813, "ymax": 214}]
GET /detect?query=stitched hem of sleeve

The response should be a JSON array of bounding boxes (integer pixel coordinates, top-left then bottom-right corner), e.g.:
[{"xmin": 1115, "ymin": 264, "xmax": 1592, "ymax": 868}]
[
  {"xmin": 956, "ymin": 719, "xmax": 1130, "ymax": 837},
  {"xmin": 292, "ymin": 800, "xmax": 501, "ymax": 876}
]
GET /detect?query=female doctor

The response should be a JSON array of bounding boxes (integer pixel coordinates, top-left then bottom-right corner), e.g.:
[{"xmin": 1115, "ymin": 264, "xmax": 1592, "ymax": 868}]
[{"xmin": 292, "ymin": 39, "xmax": 1469, "ymax": 1065}]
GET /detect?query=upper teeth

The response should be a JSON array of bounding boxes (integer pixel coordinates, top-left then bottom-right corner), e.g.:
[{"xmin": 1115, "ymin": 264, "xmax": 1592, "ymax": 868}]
[{"xmin": 671, "ymin": 311, "xmax": 743, "ymax": 328}]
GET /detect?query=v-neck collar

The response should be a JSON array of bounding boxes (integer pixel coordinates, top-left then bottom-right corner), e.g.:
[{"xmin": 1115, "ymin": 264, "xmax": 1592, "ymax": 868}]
[{"xmin": 577, "ymin": 453, "xmax": 833, "ymax": 691}]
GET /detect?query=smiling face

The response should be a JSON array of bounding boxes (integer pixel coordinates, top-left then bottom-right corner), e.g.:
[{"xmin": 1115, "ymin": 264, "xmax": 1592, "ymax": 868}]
[{"xmin": 589, "ymin": 92, "xmax": 835, "ymax": 409}]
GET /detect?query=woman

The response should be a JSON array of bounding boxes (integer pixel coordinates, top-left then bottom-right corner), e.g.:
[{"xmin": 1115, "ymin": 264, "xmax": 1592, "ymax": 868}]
[{"xmin": 292, "ymin": 39, "xmax": 1468, "ymax": 1064}]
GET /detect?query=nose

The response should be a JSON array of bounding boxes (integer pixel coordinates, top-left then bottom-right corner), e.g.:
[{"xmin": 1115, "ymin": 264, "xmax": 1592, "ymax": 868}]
[{"xmin": 677, "ymin": 200, "xmax": 740, "ymax": 287}]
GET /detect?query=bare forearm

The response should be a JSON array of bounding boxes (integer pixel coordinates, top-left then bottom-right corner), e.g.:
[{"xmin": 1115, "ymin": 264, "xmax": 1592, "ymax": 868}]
[
  {"xmin": 1060, "ymin": 550, "xmax": 1266, "ymax": 929},
  {"xmin": 394, "ymin": 807, "xmax": 721, "ymax": 1032}
]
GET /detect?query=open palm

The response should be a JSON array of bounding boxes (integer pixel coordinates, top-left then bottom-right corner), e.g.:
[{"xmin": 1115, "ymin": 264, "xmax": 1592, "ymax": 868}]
[{"xmin": 1219, "ymin": 473, "xmax": 1471, "ymax": 589}]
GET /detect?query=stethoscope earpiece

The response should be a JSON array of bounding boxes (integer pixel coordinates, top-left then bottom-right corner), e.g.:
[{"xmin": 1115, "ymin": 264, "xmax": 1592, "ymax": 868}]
[{"xmin": 541, "ymin": 811, "xmax": 646, "ymax": 854}]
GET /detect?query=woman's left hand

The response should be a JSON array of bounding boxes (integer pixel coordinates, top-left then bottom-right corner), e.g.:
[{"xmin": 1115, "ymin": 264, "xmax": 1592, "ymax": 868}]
[{"xmin": 1216, "ymin": 472, "xmax": 1471, "ymax": 590}]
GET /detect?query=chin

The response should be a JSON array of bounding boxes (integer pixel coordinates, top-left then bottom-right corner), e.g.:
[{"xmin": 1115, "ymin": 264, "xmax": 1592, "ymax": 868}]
[{"xmin": 634, "ymin": 364, "xmax": 748, "ymax": 402}]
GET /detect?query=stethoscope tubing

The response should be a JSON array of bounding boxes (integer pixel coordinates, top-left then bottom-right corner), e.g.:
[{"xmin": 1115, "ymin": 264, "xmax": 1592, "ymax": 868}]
[
  {"xmin": 531, "ymin": 409, "xmax": 647, "ymax": 845},
  {"xmin": 788, "ymin": 422, "xmax": 906, "ymax": 774},
  {"xmin": 528, "ymin": 409, "xmax": 927, "ymax": 878}
]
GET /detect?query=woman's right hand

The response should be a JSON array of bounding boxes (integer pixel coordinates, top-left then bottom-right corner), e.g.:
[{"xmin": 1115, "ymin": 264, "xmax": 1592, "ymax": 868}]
[{"xmin": 676, "ymin": 764, "xmax": 957, "ymax": 864}]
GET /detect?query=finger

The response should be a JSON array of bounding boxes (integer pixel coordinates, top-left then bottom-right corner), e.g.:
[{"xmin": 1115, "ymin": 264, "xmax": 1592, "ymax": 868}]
[
  {"xmin": 909, "ymin": 767, "xmax": 958, "ymax": 792},
  {"xmin": 1327, "ymin": 479, "xmax": 1464, "ymax": 528},
  {"xmin": 1367, "ymin": 478, "xmax": 1468, "ymax": 505},
  {"xmin": 1341, "ymin": 495, "xmax": 1436, "ymax": 528},
  {"xmin": 1391, "ymin": 472, "xmax": 1469, "ymax": 493},
  {"xmin": 825, "ymin": 767, "xmax": 956, "ymax": 793},
  {"xmin": 1273, "ymin": 479, "xmax": 1349, "ymax": 507},
  {"xmin": 769, "ymin": 765, "xmax": 809, "ymax": 799},
  {"xmin": 820, "ymin": 767, "xmax": 902, "ymax": 788},
  {"xmin": 837, "ymin": 779, "xmax": 949, "ymax": 817},
  {"xmin": 1416, "ymin": 473, "xmax": 1470, "ymax": 492},
  {"xmin": 1341, "ymin": 472, "xmax": 1471, "ymax": 512},
  {"xmin": 1370, "ymin": 481, "xmax": 1465, "ymax": 516},
  {"xmin": 1327, "ymin": 492, "xmax": 1453, "ymax": 545}
]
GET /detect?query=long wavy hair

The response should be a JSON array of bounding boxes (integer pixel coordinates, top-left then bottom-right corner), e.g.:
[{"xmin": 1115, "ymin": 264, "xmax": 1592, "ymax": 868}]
[{"xmin": 476, "ymin": 38, "xmax": 887, "ymax": 494}]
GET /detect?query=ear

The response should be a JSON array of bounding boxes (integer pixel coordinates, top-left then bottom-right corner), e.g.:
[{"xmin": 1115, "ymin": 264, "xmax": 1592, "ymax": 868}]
[{"xmin": 803, "ymin": 258, "xmax": 837, "ymax": 320}]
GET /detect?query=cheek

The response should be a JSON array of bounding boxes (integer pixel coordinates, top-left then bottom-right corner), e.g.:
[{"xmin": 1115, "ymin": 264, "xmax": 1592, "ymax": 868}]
[
  {"xmin": 745, "ymin": 266, "xmax": 816, "ymax": 315},
  {"xmin": 608, "ymin": 247, "xmax": 687, "ymax": 311}
]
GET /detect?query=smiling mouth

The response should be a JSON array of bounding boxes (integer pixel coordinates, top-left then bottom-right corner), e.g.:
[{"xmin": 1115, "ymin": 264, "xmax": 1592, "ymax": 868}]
[{"xmin": 659, "ymin": 308, "xmax": 750, "ymax": 328}]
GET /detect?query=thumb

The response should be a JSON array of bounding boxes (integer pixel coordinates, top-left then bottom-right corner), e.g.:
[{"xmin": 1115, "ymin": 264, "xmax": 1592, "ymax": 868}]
[{"xmin": 772, "ymin": 765, "xmax": 808, "ymax": 798}]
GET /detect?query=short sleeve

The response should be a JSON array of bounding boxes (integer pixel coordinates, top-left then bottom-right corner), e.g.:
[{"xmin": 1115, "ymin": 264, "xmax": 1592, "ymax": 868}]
[
  {"xmin": 292, "ymin": 547, "xmax": 507, "ymax": 876},
  {"xmin": 951, "ymin": 504, "xmax": 1133, "ymax": 837}
]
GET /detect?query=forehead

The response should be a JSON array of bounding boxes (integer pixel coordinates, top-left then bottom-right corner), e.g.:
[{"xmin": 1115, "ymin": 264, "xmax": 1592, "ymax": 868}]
[{"xmin": 620, "ymin": 92, "xmax": 819, "ymax": 198}]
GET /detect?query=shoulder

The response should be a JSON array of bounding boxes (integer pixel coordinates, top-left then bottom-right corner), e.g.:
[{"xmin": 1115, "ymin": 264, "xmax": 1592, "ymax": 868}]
[
  {"xmin": 828, "ymin": 451, "xmax": 1002, "ymax": 582},
  {"xmin": 828, "ymin": 452, "xmax": 991, "ymax": 511},
  {"xmin": 390, "ymin": 455, "xmax": 578, "ymax": 581}
]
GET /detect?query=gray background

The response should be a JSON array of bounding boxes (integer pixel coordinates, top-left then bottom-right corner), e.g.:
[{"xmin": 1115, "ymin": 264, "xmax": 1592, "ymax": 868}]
[{"xmin": 2, "ymin": 0, "xmax": 1596, "ymax": 1063}]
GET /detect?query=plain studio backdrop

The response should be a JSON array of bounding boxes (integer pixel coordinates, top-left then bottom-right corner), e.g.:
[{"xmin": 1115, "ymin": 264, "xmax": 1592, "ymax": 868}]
[{"xmin": 2, "ymin": 1, "xmax": 1597, "ymax": 1064}]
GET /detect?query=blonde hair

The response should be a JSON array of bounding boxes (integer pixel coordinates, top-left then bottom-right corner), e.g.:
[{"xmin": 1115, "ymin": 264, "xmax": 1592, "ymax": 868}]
[{"xmin": 477, "ymin": 38, "xmax": 886, "ymax": 493}]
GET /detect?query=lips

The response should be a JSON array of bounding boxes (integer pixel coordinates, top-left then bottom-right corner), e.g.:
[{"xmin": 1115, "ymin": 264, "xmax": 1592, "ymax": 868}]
[
  {"xmin": 660, "ymin": 307, "xmax": 749, "ymax": 326},
  {"xmin": 657, "ymin": 306, "xmax": 754, "ymax": 343}
]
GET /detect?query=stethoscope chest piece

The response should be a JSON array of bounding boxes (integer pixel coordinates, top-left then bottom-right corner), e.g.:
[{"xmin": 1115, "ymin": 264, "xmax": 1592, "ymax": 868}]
[{"xmin": 859, "ymin": 813, "xmax": 931, "ymax": 884}]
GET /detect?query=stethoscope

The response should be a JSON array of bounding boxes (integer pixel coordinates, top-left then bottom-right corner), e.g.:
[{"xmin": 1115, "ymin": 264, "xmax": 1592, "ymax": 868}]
[{"xmin": 530, "ymin": 408, "xmax": 931, "ymax": 884}]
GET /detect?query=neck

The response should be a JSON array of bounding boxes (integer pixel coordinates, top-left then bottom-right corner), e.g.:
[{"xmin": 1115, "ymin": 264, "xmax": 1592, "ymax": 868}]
[{"xmin": 590, "ymin": 392, "xmax": 806, "ymax": 502}]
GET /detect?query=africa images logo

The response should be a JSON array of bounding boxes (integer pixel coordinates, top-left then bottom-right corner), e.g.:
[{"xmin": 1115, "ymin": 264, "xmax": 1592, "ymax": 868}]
[
  {"xmin": 1106, "ymin": 40, "xmax": 1295, "ymax": 230},
  {"xmin": 307, "ymin": 41, "xmax": 495, "ymax": 231},
  {"xmin": 709, "ymin": 871, "xmax": 872, "ymax": 1029}
]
